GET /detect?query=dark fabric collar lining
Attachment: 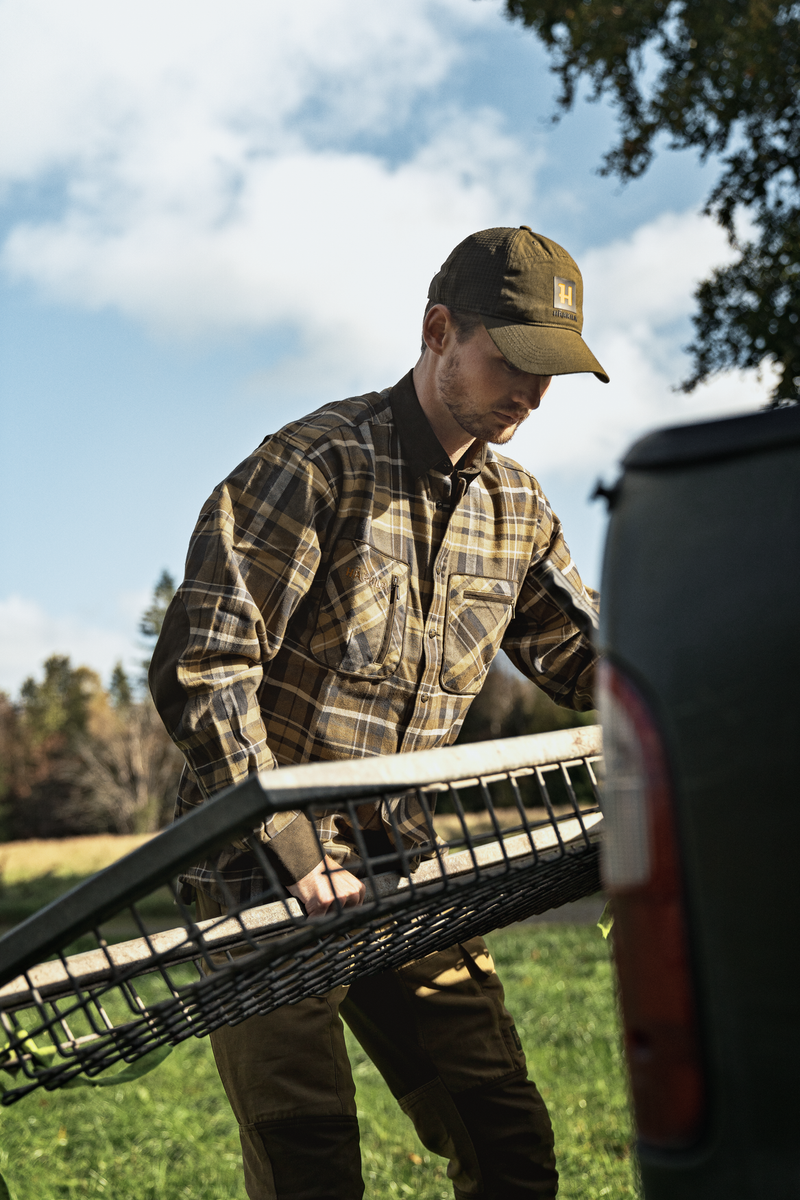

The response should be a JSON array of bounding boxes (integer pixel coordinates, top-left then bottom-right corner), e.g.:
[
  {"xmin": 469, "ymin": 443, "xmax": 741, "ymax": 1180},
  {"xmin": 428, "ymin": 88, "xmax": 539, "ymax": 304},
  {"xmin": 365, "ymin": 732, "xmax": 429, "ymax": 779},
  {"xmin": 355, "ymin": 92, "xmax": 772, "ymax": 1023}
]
[{"xmin": 388, "ymin": 370, "xmax": 487, "ymax": 480}]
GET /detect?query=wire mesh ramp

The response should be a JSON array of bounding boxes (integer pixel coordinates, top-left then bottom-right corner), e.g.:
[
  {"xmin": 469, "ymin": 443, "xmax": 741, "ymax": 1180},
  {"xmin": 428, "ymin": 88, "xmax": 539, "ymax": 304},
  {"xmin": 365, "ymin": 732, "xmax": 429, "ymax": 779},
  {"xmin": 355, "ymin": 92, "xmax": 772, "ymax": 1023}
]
[{"xmin": 0, "ymin": 725, "xmax": 603, "ymax": 1105}]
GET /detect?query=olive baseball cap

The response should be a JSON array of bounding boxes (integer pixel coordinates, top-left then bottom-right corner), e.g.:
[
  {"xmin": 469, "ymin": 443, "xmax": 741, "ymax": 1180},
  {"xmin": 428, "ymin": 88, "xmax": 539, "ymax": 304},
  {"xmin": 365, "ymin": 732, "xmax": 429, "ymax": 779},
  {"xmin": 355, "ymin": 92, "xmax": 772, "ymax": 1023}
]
[{"xmin": 427, "ymin": 226, "xmax": 609, "ymax": 382}]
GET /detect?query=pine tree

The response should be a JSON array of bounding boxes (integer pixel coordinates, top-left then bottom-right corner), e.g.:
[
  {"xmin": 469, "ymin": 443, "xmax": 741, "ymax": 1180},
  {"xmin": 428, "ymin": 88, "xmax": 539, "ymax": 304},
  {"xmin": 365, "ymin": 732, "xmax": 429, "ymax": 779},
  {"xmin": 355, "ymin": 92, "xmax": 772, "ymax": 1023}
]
[
  {"xmin": 139, "ymin": 569, "xmax": 176, "ymax": 682},
  {"xmin": 109, "ymin": 662, "xmax": 133, "ymax": 709},
  {"xmin": 139, "ymin": 570, "xmax": 176, "ymax": 642}
]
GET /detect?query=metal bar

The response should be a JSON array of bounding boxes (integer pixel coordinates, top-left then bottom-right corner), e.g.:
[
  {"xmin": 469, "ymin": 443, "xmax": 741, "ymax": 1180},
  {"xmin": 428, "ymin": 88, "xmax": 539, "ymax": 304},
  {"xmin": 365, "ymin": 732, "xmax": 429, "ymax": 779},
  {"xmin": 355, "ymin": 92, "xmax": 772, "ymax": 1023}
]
[
  {"xmin": 0, "ymin": 727, "xmax": 605, "ymax": 1105},
  {"xmin": 0, "ymin": 727, "xmax": 601, "ymax": 987},
  {"xmin": 0, "ymin": 813, "xmax": 603, "ymax": 1011},
  {"xmin": 0, "ymin": 839, "xmax": 604, "ymax": 1101}
]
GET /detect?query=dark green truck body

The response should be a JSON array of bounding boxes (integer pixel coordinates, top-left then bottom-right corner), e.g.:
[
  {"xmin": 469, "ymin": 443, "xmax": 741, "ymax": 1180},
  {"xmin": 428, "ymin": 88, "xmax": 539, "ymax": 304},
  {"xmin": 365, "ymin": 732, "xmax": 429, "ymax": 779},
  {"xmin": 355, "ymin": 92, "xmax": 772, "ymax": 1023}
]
[{"xmin": 598, "ymin": 404, "xmax": 800, "ymax": 1197}]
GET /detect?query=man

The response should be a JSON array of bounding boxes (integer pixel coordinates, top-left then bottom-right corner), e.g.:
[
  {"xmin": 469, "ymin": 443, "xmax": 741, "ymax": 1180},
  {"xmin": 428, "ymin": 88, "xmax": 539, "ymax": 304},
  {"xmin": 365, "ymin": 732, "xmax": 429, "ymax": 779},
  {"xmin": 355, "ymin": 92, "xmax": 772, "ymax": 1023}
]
[{"xmin": 150, "ymin": 226, "xmax": 608, "ymax": 1200}]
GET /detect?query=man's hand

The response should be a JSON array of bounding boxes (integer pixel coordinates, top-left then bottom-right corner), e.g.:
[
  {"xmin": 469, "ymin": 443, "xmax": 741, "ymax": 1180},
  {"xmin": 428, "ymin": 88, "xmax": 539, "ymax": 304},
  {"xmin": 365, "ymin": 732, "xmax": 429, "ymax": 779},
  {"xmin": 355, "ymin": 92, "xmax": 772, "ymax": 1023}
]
[{"xmin": 287, "ymin": 855, "xmax": 366, "ymax": 917}]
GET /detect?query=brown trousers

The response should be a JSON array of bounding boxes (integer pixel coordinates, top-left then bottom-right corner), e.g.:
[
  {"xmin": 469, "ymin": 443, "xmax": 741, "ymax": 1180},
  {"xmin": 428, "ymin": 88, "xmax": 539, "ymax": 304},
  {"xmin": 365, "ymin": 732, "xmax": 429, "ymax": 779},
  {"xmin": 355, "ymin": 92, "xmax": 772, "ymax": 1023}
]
[{"xmin": 197, "ymin": 893, "xmax": 558, "ymax": 1200}]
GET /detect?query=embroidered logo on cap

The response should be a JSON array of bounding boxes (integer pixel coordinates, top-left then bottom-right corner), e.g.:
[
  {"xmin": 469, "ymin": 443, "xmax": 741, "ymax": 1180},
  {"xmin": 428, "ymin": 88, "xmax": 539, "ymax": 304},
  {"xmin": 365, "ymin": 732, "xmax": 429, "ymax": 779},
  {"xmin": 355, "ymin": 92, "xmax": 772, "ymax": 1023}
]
[{"xmin": 553, "ymin": 277, "xmax": 577, "ymax": 312}]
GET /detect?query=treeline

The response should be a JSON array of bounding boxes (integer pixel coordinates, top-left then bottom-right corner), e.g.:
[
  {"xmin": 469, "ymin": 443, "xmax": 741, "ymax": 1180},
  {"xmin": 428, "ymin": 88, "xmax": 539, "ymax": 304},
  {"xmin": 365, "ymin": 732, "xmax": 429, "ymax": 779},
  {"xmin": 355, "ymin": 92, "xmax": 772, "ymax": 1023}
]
[
  {"xmin": 457, "ymin": 663, "xmax": 596, "ymax": 745},
  {"xmin": 0, "ymin": 572, "xmax": 182, "ymax": 842},
  {"xmin": 0, "ymin": 574, "xmax": 595, "ymax": 841}
]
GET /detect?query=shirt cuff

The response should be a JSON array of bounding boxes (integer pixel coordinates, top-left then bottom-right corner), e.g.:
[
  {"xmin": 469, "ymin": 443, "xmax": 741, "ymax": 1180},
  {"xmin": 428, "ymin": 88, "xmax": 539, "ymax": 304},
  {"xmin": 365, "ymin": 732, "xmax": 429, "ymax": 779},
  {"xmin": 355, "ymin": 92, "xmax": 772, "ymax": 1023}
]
[{"xmin": 265, "ymin": 812, "xmax": 325, "ymax": 885}]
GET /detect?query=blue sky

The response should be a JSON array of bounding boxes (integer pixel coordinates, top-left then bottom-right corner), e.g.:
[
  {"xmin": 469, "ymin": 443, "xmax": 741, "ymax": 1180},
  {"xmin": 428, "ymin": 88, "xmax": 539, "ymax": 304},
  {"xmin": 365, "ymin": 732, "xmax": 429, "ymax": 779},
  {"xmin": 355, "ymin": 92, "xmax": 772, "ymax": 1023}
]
[{"xmin": 0, "ymin": 0, "xmax": 773, "ymax": 694}]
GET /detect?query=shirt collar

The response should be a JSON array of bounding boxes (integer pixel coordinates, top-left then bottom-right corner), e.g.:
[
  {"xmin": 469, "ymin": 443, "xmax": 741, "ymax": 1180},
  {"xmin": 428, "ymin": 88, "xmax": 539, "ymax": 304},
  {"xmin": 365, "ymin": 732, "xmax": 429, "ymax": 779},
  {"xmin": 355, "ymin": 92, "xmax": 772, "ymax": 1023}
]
[{"xmin": 388, "ymin": 370, "xmax": 488, "ymax": 480}]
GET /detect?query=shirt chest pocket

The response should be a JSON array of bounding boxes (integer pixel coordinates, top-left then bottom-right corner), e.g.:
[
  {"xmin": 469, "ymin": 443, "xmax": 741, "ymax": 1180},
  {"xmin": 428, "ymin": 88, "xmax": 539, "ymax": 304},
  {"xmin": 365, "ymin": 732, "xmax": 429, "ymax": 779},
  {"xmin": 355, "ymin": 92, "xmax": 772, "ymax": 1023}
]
[
  {"xmin": 310, "ymin": 540, "xmax": 409, "ymax": 679},
  {"xmin": 441, "ymin": 574, "xmax": 517, "ymax": 695}
]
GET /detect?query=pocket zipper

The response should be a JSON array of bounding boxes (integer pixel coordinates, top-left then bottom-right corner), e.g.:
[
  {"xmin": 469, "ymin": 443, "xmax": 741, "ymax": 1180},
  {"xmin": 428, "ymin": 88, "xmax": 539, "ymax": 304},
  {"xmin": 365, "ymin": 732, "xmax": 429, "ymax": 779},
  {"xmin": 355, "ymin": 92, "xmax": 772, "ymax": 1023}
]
[
  {"xmin": 377, "ymin": 576, "xmax": 399, "ymax": 665},
  {"xmin": 462, "ymin": 589, "xmax": 515, "ymax": 605}
]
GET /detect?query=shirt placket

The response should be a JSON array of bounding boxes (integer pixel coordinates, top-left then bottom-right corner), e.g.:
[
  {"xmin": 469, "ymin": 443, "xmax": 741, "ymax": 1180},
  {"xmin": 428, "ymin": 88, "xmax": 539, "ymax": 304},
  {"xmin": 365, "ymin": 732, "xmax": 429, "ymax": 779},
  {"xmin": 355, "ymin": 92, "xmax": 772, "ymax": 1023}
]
[{"xmin": 400, "ymin": 469, "xmax": 469, "ymax": 749}]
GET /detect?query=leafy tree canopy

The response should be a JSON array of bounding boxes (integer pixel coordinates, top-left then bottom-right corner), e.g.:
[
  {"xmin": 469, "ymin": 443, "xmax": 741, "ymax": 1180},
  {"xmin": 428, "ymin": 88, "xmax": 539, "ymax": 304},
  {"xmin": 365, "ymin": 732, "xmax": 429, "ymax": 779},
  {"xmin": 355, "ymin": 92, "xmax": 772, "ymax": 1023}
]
[
  {"xmin": 19, "ymin": 655, "xmax": 103, "ymax": 745},
  {"xmin": 505, "ymin": 0, "xmax": 800, "ymax": 404}
]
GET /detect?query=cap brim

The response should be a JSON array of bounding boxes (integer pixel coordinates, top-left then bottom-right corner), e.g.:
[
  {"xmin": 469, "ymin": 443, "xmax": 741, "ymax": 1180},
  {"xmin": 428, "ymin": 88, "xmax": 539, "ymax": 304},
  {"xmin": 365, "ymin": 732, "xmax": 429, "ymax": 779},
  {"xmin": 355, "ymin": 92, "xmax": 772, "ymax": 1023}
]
[{"xmin": 483, "ymin": 317, "xmax": 609, "ymax": 384}]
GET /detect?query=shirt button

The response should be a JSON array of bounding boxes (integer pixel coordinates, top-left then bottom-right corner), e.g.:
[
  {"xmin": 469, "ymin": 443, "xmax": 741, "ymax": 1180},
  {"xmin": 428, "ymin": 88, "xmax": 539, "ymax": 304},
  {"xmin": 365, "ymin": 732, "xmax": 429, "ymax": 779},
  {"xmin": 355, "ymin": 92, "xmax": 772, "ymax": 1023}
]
[
  {"xmin": 420, "ymin": 695, "xmax": 429, "ymax": 703},
  {"xmin": 428, "ymin": 629, "xmax": 438, "ymax": 638}
]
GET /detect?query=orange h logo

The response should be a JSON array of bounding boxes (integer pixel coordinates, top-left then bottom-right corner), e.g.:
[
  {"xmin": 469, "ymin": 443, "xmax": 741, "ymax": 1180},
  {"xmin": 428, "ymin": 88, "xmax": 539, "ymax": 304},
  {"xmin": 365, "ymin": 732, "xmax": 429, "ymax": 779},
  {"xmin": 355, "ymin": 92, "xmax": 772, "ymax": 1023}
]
[{"xmin": 553, "ymin": 276, "xmax": 577, "ymax": 311}]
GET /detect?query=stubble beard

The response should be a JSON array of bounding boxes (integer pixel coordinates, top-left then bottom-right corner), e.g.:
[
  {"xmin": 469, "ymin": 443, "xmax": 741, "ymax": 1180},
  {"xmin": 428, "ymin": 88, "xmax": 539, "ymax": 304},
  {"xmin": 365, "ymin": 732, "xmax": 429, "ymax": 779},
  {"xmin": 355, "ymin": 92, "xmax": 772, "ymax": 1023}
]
[{"xmin": 437, "ymin": 352, "xmax": 530, "ymax": 446}]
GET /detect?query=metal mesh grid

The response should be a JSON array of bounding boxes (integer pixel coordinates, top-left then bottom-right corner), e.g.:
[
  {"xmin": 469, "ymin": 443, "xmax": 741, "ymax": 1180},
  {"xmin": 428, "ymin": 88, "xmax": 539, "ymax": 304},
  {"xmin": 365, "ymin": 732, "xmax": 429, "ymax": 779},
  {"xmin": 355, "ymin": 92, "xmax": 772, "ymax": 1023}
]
[{"xmin": 0, "ymin": 728, "xmax": 603, "ymax": 1105}]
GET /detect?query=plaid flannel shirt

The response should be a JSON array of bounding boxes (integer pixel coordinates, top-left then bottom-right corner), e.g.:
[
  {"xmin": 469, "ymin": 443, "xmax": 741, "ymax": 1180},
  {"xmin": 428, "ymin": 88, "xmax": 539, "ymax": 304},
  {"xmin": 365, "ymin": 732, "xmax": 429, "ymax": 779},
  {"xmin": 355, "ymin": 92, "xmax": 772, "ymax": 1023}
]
[{"xmin": 150, "ymin": 371, "xmax": 598, "ymax": 902}]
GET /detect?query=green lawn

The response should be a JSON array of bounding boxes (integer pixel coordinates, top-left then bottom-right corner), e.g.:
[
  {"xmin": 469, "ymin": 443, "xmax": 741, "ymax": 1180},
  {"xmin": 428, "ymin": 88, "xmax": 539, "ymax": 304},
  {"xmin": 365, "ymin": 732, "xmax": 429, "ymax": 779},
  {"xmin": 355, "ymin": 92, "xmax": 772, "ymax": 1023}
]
[{"xmin": 0, "ymin": 925, "xmax": 639, "ymax": 1199}]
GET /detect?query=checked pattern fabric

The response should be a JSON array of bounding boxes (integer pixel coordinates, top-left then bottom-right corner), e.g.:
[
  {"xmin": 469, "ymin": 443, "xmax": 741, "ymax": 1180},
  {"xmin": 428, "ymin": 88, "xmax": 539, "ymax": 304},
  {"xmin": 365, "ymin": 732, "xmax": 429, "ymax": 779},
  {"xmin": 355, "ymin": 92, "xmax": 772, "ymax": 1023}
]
[{"xmin": 149, "ymin": 370, "xmax": 598, "ymax": 904}]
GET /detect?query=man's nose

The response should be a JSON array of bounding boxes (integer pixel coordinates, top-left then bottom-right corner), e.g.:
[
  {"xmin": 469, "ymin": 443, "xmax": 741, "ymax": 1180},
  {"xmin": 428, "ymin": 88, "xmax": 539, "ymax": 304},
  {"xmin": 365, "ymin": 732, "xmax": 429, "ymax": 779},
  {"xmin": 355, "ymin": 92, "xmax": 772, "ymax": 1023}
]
[{"xmin": 511, "ymin": 378, "xmax": 547, "ymax": 410}]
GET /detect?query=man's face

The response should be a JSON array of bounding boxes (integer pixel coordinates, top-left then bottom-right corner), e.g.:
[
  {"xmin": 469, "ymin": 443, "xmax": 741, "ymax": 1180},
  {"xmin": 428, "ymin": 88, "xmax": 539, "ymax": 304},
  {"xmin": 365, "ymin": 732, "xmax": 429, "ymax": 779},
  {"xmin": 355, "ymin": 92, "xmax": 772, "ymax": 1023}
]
[{"xmin": 436, "ymin": 321, "xmax": 552, "ymax": 446}]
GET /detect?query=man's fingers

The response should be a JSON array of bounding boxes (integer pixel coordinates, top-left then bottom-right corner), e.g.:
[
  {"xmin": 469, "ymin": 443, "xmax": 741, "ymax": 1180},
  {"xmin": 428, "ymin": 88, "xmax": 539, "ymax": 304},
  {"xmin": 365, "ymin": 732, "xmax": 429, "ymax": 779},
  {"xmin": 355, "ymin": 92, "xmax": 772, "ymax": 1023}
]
[
  {"xmin": 288, "ymin": 857, "xmax": 365, "ymax": 917},
  {"xmin": 321, "ymin": 860, "xmax": 364, "ymax": 902},
  {"xmin": 341, "ymin": 885, "xmax": 364, "ymax": 908}
]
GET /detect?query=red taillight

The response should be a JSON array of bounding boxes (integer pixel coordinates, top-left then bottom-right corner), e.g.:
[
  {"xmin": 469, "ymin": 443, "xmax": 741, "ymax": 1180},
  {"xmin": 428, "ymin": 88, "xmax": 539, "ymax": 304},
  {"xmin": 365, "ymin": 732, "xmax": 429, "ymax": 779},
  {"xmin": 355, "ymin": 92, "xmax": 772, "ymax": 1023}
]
[{"xmin": 599, "ymin": 659, "xmax": 705, "ymax": 1149}]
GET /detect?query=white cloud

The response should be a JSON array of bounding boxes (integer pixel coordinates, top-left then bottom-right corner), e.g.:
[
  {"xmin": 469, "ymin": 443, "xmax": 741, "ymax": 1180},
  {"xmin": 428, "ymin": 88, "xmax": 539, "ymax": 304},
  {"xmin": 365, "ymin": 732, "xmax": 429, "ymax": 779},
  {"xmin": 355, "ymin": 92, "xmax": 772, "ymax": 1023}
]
[
  {"xmin": 0, "ymin": 596, "xmax": 139, "ymax": 696},
  {"xmin": 0, "ymin": 0, "xmax": 527, "ymax": 392},
  {"xmin": 4, "ymin": 110, "xmax": 533, "ymax": 387},
  {"xmin": 507, "ymin": 209, "xmax": 777, "ymax": 479},
  {"xmin": 0, "ymin": 0, "xmax": 494, "ymax": 181},
  {"xmin": 0, "ymin": 0, "xmax": 774, "ymax": 489}
]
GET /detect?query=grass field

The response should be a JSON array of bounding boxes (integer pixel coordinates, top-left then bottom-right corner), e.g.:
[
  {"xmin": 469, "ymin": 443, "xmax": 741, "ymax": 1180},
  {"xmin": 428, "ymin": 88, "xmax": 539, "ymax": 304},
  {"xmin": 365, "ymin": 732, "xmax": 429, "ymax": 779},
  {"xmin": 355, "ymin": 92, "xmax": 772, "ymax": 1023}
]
[
  {"xmin": 0, "ymin": 836, "xmax": 159, "ymax": 929},
  {"xmin": 0, "ymin": 922, "xmax": 640, "ymax": 1199},
  {"xmin": 0, "ymin": 837, "xmax": 155, "ymax": 884}
]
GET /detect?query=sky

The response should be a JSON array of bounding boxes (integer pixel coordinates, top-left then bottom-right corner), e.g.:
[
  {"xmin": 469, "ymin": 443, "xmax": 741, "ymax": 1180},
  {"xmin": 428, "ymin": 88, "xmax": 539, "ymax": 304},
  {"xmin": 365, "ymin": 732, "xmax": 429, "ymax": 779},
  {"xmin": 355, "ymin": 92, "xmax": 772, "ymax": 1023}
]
[{"xmin": 0, "ymin": 0, "xmax": 775, "ymax": 696}]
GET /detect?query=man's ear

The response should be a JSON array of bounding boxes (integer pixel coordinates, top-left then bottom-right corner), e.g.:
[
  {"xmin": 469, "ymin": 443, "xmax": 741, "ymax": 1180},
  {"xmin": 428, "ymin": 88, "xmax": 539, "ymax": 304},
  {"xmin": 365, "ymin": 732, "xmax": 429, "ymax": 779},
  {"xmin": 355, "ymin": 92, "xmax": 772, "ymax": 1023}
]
[{"xmin": 421, "ymin": 304, "xmax": 450, "ymax": 357}]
